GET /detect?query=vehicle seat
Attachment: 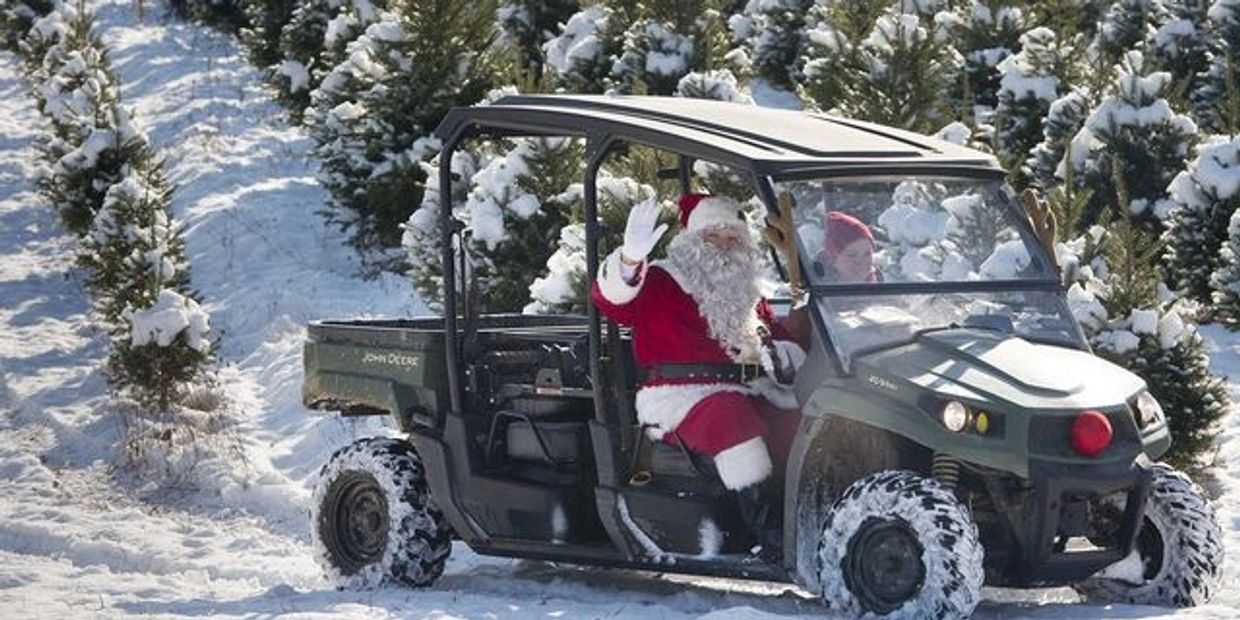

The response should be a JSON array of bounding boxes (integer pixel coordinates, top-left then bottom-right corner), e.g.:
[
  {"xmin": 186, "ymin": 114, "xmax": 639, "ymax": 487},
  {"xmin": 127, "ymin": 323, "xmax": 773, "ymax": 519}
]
[{"xmin": 505, "ymin": 417, "xmax": 591, "ymax": 465}]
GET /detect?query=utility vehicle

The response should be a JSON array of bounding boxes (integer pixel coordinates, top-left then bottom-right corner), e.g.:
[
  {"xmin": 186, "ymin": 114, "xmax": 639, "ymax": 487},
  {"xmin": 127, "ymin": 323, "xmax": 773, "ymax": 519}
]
[{"xmin": 303, "ymin": 95, "xmax": 1222, "ymax": 618}]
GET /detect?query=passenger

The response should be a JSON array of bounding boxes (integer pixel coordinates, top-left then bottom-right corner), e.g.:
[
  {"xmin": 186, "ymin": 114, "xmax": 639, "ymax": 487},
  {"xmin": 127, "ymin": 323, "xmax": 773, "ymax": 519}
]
[
  {"xmin": 820, "ymin": 211, "xmax": 880, "ymax": 283},
  {"xmin": 590, "ymin": 193, "xmax": 805, "ymax": 555}
]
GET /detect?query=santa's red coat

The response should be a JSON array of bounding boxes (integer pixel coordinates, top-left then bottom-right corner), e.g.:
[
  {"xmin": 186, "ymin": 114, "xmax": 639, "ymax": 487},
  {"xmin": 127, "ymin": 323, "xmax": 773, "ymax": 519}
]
[{"xmin": 591, "ymin": 249, "xmax": 803, "ymax": 490}]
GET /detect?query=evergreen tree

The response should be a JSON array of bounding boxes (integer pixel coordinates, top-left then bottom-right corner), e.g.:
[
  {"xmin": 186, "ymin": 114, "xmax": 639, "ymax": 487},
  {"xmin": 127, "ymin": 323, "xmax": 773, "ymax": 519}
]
[
  {"xmin": 1211, "ymin": 208, "xmax": 1240, "ymax": 327},
  {"xmin": 269, "ymin": 0, "xmax": 387, "ymax": 122},
  {"xmin": 1191, "ymin": 0, "xmax": 1240, "ymax": 133},
  {"xmin": 799, "ymin": 0, "xmax": 885, "ymax": 114},
  {"xmin": 1028, "ymin": 0, "xmax": 1109, "ymax": 41},
  {"xmin": 994, "ymin": 27, "xmax": 1080, "ymax": 186},
  {"xmin": 1162, "ymin": 135, "xmax": 1240, "ymax": 307},
  {"xmin": 18, "ymin": 1, "xmax": 74, "ymax": 76},
  {"xmin": 498, "ymin": 0, "xmax": 579, "ymax": 79},
  {"xmin": 1148, "ymin": 1, "xmax": 1212, "ymax": 106},
  {"xmin": 938, "ymin": 0, "xmax": 1027, "ymax": 114},
  {"xmin": 830, "ymin": 9, "xmax": 964, "ymax": 134},
  {"xmin": 1063, "ymin": 220, "xmax": 1229, "ymax": 469},
  {"xmin": 1025, "ymin": 87, "xmax": 1095, "ymax": 191},
  {"xmin": 167, "ymin": 0, "xmax": 248, "ymax": 32},
  {"xmin": 1061, "ymin": 50, "xmax": 1198, "ymax": 230},
  {"xmin": 541, "ymin": 4, "xmax": 616, "ymax": 93},
  {"xmin": 0, "ymin": 0, "xmax": 52, "ymax": 52},
  {"xmin": 677, "ymin": 68, "xmax": 752, "ymax": 102},
  {"xmin": 727, "ymin": 0, "xmax": 814, "ymax": 89},
  {"xmin": 240, "ymin": 0, "xmax": 296, "ymax": 67},
  {"xmin": 1096, "ymin": 0, "xmax": 1170, "ymax": 65},
  {"xmin": 307, "ymin": 0, "xmax": 498, "ymax": 268},
  {"xmin": 32, "ymin": 7, "xmax": 145, "ymax": 236}
]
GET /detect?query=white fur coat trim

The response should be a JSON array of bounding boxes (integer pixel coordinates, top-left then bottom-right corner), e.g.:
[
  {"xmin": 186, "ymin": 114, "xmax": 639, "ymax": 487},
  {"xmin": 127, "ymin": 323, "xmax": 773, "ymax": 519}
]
[
  {"xmin": 635, "ymin": 382, "xmax": 750, "ymax": 439},
  {"xmin": 596, "ymin": 248, "xmax": 647, "ymax": 305},
  {"xmin": 714, "ymin": 436, "xmax": 773, "ymax": 490}
]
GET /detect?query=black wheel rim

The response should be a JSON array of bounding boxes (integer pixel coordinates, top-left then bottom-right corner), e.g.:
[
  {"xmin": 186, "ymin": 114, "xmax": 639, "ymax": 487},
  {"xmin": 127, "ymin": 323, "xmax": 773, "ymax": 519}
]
[
  {"xmin": 321, "ymin": 471, "xmax": 390, "ymax": 574},
  {"xmin": 844, "ymin": 516, "xmax": 926, "ymax": 613}
]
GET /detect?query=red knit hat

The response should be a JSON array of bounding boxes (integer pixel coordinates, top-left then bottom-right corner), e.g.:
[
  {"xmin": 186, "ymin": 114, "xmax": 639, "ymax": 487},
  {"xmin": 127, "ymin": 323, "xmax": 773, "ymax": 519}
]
[
  {"xmin": 822, "ymin": 211, "xmax": 875, "ymax": 260},
  {"xmin": 678, "ymin": 193, "xmax": 744, "ymax": 232}
]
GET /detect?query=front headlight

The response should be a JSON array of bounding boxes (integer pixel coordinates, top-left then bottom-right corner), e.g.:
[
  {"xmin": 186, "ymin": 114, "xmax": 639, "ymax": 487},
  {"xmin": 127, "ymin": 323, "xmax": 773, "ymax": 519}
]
[{"xmin": 1136, "ymin": 391, "xmax": 1165, "ymax": 428}]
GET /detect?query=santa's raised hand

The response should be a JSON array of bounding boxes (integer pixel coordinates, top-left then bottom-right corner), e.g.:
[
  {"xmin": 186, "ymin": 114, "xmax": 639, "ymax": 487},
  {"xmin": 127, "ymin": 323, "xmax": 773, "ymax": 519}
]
[{"xmin": 620, "ymin": 198, "xmax": 668, "ymax": 265}]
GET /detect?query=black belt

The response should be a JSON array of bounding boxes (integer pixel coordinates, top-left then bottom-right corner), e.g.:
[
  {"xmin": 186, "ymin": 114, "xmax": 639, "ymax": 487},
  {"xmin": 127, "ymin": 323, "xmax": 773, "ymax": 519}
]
[{"xmin": 643, "ymin": 362, "xmax": 765, "ymax": 383}]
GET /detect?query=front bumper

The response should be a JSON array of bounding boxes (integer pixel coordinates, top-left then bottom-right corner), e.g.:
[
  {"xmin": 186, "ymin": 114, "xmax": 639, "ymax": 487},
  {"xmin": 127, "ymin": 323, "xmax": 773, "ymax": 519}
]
[{"xmin": 982, "ymin": 454, "xmax": 1152, "ymax": 587}]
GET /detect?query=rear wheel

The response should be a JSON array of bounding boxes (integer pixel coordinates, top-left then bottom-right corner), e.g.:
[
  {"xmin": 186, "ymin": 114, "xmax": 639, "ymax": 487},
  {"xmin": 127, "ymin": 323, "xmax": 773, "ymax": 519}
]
[
  {"xmin": 312, "ymin": 437, "xmax": 452, "ymax": 589},
  {"xmin": 816, "ymin": 470, "xmax": 983, "ymax": 620},
  {"xmin": 1075, "ymin": 463, "xmax": 1222, "ymax": 607}
]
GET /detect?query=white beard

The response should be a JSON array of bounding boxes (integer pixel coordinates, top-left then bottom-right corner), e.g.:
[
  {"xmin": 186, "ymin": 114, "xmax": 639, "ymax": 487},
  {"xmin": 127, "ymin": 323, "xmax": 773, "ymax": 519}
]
[{"xmin": 665, "ymin": 227, "xmax": 765, "ymax": 362}]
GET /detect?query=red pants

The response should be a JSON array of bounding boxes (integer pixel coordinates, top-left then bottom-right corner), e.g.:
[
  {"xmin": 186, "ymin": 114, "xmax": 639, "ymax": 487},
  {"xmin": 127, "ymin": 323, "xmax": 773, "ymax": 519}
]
[{"xmin": 665, "ymin": 391, "xmax": 802, "ymax": 489}]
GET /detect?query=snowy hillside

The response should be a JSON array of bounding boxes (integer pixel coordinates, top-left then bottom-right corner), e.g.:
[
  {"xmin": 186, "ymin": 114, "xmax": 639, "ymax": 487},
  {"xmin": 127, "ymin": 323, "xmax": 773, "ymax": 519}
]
[{"xmin": 3, "ymin": 1, "xmax": 1240, "ymax": 618}]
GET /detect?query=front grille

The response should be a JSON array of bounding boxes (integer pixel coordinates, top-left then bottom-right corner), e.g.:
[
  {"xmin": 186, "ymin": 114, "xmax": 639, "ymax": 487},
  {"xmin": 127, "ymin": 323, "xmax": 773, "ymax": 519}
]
[{"xmin": 1028, "ymin": 408, "xmax": 1139, "ymax": 458}]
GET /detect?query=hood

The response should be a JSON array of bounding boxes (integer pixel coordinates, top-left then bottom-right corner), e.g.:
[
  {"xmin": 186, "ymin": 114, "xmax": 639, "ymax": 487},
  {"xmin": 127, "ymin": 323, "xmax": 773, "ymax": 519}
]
[{"xmin": 854, "ymin": 329, "xmax": 1146, "ymax": 410}]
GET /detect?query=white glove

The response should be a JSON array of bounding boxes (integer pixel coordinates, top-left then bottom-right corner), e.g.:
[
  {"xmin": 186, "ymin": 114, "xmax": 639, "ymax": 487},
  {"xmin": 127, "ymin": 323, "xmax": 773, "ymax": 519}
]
[{"xmin": 621, "ymin": 199, "xmax": 668, "ymax": 264}]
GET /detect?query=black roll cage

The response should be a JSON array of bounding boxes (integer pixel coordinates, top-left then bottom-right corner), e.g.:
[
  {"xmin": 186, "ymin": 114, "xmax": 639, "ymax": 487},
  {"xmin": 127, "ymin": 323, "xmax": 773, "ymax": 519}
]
[{"xmin": 432, "ymin": 101, "xmax": 1025, "ymax": 423}]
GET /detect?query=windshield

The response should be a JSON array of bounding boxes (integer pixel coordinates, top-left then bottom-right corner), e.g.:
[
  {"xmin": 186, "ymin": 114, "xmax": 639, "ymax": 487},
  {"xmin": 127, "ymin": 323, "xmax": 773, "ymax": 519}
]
[{"xmin": 776, "ymin": 176, "xmax": 1083, "ymax": 368}]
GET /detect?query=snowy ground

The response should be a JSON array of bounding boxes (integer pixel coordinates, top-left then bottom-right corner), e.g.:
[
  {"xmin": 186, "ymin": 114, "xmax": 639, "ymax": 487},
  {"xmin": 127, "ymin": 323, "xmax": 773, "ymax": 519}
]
[{"xmin": 3, "ymin": 2, "xmax": 1240, "ymax": 618}]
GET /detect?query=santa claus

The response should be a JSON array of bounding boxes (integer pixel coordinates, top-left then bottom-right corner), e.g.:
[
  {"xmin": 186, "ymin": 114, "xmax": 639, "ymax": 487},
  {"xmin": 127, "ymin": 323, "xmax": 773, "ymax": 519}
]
[{"xmin": 590, "ymin": 193, "xmax": 806, "ymax": 494}]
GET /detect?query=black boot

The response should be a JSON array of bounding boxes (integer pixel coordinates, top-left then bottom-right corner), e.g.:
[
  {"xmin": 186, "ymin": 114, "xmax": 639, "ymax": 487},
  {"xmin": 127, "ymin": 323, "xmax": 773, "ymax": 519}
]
[{"xmin": 736, "ymin": 481, "xmax": 784, "ymax": 561}]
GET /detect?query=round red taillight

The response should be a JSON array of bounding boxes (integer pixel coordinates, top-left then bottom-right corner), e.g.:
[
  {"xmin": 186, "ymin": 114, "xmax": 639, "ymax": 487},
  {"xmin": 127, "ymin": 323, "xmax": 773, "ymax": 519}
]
[{"xmin": 1070, "ymin": 410, "xmax": 1113, "ymax": 457}]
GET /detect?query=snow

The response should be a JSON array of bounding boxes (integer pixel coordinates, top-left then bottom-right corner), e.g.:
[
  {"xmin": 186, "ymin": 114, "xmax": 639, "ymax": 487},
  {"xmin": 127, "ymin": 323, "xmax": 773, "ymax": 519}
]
[
  {"xmin": 124, "ymin": 289, "xmax": 212, "ymax": 352},
  {"xmin": 5, "ymin": 1, "xmax": 1240, "ymax": 618}
]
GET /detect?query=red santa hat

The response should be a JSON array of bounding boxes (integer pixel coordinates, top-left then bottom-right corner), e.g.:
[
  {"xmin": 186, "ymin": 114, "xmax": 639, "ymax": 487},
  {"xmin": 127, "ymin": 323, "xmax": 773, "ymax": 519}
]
[
  {"xmin": 678, "ymin": 193, "xmax": 744, "ymax": 233},
  {"xmin": 822, "ymin": 211, "xmax": 874, "ymax": 260}
]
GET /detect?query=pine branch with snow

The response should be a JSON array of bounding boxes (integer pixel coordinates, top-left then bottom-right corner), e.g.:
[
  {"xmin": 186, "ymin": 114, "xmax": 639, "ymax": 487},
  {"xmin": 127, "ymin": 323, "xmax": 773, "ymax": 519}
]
[
  {"xmin": 938, "ymin": 1, "xmax": 1027, "ymax": 114},
  {"xmin": 1191, "ymin": 0, "xmax": 1240, "ymax": 133},
  {"xmin": 1162, "ymin": 135, "xmax": 1240, "ymax": 307},
  {"xmin": 1096, "ymin": 0, "xmax": 1171, "ymax": 65},
  {"xmin": 994, "ymin": 27, "xmax": 1081, "ymax": 185}
]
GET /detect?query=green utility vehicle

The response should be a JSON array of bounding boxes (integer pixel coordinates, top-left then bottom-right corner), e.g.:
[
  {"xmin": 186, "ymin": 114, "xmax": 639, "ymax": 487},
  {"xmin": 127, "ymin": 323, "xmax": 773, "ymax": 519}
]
[{"xmin": 304, "ymin": 95, "xmax": 1222, "ymax": 619}]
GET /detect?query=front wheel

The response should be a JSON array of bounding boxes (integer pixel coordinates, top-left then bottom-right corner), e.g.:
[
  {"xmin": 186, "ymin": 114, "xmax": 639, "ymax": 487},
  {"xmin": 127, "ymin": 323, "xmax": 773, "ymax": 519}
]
[
  {"xmin": 816, "ymin": 470, "xmax": 983, "ymax": 620},
  {"xmin": 1075, "ymin": 463, "xmax": 1223, "ymax": 607},
  {"xmin": 311, "ymin": 437, "xmax": 452, "ymax": 589}
]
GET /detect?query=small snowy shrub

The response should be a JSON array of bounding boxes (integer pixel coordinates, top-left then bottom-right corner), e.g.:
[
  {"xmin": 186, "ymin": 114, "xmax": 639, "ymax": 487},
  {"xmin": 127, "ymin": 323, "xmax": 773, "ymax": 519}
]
[
  {"xmin": 113, "ymin": 288, "xmax": 215, "ymax": 411},
  {"xmin": 1025, "ymin": 87, "xmax": 1094, "ymax": 191},
  {"xmin": 937, "ymin": 0, "xmax": 1026, "ymax": 113},
  {"xmin": 1162, "ymin": 135, "xmax": 1240, "ymax": 307},
  {"xmin": 541, "ymin": 4, "xmax": 615, "ymax": 93},
  {"xmin": 498, "ymin": 0, "xmax": 583, "ymax": 78},
  {"xmin": 676, "ymin": 68, "xmax": 753, "ymax": 102},
  {"xmin": 1096, "ymin": 0, "xmax": 1169, "ymax": 66}
]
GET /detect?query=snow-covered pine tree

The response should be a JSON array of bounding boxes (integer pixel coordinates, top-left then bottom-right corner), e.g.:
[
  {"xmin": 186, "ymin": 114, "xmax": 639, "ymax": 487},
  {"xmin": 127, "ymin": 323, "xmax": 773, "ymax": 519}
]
[
  {"xmin": 498, "ymin": 0, "xmax": 578, "ymax": 80},
  {"xmin": 1148, "ymin": 1, "xmax": 1212, "ymax": 107},
  {"xmin": 269, "ymin": 0, "xmax": 386, "ymax": 122},
  {"xmin": 1162, "ymin": 135, "xmax": 1240, "ymax": 307},
  {"xmin": 727, "ymin": 0, "xmax": 814, "ymax": 89},
  {"xmin": 526, "ymin": 173, "xmax": 656, "ymax": 314},
  {"xmin": 1064, "ymin": 220, "xmax": 1229, "ymax": 469},
  {"xmin": 1062, "ymin": 50, "xmax": 1198, "ymax": 230},
  {"xmin": 676, "ymin": 68, "xmax": 752, "ymax": 102},
  {"xmin": 1191, "ymin": 0, "xmax": 1240, "ymax": 133},
  {"xmin": 830, "ymin": 9, "xmax": 964, "ymax": 134},
  {"xmin": 167, "ymin": 0, "xmax": 247, "ymax": 32},
  {"xmin": 1025, "ymin": 87, "xmax": 1095, "ymax": 191},
  {"xmin": 0, "ymin": 0, "xmax": 52, "ymax": 52},
  {"xmin": 240, "ymin": 0, "xmax": 296, "ymax": 67},
  {"xmin": 32, "ymin": 7, "xmax": 147, "ymax": 236},
  {"xmin": 307, "ymin": 0, "xmax": 498, "ymax": 268},
  {"xmin": 937, "ymin": 0, "xmax": 1026, "ymax": 116},
  {"xmin": 17, "ymin": 1, "xmax": 74, "ymax": 75},
  {"xmin": 1028, "ymin": 0, "xmax": 1108, "ymax": 40},
  {"xmin": 1096, "ymin": 0, "xmax": 1170, "ymax": 65},
  {"xmin": 612, "ymin": 18, "xmax": 694, "ymax": 95},
  {"xmin": 458, "ymin": 137, "xmax": 585, "ymax": 311},
  {"xmin": 994, "ymin": 27, "xmax": 1081, "ymax": 186},
  {"xmin": 1211, "ymin": 208, "xmax": 1240, "ymax": 327},
  {"xmin": 799, "ymin": 0, "xmax": 885, "ymax": 114},
  {"xmin": 541, "ymin": 4, "xmax": 616, "ymax": 93}
]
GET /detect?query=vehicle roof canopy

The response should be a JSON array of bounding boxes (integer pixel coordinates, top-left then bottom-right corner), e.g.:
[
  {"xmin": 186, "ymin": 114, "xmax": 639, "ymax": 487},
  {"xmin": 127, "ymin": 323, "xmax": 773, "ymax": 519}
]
[{"xmin": 435, "ymin": 95, "xmax": 1004, "ymax": 179}]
